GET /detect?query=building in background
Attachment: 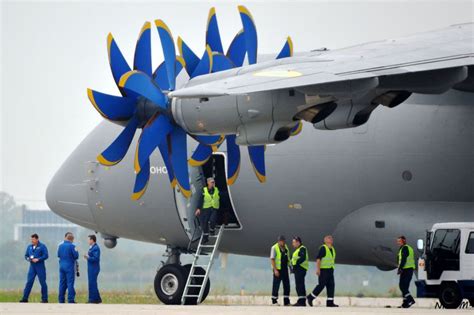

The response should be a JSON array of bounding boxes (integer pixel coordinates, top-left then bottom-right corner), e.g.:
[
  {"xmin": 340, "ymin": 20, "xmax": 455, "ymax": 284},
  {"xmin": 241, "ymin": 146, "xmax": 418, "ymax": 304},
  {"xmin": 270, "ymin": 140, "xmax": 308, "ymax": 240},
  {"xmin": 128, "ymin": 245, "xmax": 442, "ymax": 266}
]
[{"xmin": 14, "ymin": 207, "xmax": 78, "ymax": 241}]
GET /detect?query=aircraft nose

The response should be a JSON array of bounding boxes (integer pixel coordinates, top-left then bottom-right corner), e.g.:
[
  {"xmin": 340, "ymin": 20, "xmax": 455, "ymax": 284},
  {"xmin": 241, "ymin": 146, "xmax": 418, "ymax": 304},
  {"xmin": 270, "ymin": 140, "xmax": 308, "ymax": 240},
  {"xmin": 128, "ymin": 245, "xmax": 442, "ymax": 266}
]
[{"xmin": 46, "ymin": 159, "xmax": 98, "ymax": 230}]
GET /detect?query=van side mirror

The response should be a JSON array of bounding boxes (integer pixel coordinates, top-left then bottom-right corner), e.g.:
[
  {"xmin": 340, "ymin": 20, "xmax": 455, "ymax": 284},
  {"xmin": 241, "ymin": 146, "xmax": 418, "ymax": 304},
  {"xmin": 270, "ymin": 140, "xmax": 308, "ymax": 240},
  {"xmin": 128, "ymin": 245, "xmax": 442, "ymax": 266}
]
[{"xmin": 417, "ymin": 239, "xmax": 424, "ymax": 251}]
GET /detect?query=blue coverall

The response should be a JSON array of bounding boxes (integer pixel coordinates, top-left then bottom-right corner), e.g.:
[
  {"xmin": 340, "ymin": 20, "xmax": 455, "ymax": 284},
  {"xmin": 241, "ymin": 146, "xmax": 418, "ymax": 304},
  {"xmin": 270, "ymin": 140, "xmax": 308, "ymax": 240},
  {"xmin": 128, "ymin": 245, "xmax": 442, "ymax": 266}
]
[
  {"xmin": 57, "ymin": 240, "xmax": 79, "ymax": 303},
  {"xmin": 22, "ymin": 242, "xmax": 49, "ymax": 302},
  {"xmin": 87, "ymin": 243, "xmax": 102, "ymax": 303}
]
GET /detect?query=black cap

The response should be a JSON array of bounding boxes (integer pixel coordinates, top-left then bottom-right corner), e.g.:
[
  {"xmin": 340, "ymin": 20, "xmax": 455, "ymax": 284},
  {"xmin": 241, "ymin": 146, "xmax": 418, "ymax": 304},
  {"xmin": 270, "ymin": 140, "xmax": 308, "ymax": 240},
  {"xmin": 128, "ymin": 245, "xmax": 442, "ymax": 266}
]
[
  {"xmin": 277, "ymin": 235, "xmax": 286, "ymax": 241},
  {"xmin": 293, "ymin": 236, "xmax": 302, "ymax": 243}
]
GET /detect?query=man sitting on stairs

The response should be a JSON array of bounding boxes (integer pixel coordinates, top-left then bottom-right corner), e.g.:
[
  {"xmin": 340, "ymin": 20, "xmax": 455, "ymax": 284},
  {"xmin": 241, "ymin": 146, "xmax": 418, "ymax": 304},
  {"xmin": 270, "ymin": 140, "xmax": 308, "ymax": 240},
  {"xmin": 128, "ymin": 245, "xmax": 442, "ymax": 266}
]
[{"xmin": 195, "ymin": 177, "xmax": 220, "ymax": 243}]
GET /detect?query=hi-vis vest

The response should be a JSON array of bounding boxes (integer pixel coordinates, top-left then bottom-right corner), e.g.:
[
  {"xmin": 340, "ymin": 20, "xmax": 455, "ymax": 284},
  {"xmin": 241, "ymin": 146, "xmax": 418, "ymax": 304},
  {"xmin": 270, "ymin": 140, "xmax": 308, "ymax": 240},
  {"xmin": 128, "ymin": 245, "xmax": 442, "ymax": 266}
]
[
  {"xmin": 320, "ymin": 244, "xmax": 336, "ymax": 269},
  {"xmin": 291, "ymin": 245, "xmax": 309, "ymax": 270},
  {"xmin": 398, "ymin": 244, "xmax": 416, "ymax": 269},
  {"xmin": 203, "ymin": 187, "xmax": 220, "ymax": 209},
  {"xmin": 272, "ymin": 243, "xmax": 290, "ymax": 270}
]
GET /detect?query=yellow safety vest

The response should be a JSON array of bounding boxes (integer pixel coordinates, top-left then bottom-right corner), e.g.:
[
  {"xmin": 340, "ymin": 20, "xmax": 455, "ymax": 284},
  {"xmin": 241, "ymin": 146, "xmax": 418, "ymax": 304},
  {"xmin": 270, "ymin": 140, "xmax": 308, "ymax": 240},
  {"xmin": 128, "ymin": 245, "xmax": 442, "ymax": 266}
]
[
  {"xmin": 291, "ymin": 245, "xmax": 309, "ymax": 270},
  {"xmin": 271, "ymin": 243, "xmax": 290, "ymax": 270},
  {"xmin": 203, "ymin": 187, "xmax": 220, "ymax": 209},
  {"xmin": 320, "ymin": 244, "xmax": 336, "ymax": 269},
  {"xmin": 398, "ymin": 244, "xmax": 416, "ymax": 269}
]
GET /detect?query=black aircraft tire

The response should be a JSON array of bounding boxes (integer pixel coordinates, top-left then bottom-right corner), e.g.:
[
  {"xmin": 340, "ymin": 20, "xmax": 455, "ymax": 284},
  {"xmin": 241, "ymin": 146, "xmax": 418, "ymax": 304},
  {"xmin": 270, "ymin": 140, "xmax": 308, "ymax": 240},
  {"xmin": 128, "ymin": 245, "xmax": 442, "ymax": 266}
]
[
  {"xmin": 183, "ymin": 264, "xmax": 211, "ymax": 305},
  {"xmin": 438, "ymin": 282, "xmax": 463, "ymax": 309},
  {"xmin": 154, "ymin": 264, "xmax": 187, "ymax": 305}
]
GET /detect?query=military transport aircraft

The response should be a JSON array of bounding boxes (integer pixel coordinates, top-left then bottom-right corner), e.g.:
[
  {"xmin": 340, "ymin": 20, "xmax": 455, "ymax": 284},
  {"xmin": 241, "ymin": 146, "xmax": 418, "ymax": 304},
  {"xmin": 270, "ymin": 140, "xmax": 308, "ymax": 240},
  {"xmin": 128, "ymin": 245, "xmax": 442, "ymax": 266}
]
[{"xmin": 46, "ymin": 5, "xmax": 474, "ymax": 304}]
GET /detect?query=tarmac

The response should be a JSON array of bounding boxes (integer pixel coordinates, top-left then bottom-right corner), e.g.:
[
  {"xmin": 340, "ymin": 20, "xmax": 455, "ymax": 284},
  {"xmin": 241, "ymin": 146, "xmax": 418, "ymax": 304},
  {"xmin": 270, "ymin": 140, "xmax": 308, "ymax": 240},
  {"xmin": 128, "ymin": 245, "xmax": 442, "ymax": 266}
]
[{"xmin": 1, "ymin": 302, "xmax": 473, "ymax": 315}]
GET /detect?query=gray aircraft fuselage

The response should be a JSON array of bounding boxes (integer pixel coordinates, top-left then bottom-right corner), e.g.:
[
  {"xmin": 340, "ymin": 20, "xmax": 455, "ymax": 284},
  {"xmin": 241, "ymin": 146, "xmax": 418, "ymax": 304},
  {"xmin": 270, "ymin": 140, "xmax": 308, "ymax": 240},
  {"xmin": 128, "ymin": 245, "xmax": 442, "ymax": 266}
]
[{"xmin": 46, "ymin": 89, "xmax": 474, "ymax": 270}]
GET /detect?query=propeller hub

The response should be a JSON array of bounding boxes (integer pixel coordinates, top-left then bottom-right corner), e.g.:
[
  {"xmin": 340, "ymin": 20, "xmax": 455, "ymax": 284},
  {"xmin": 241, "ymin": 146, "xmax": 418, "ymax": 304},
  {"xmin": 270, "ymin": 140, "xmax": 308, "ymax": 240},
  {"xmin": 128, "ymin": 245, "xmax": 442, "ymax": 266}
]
[{"xmin": 135, "ymin": 97, "xmax": 167, "ymax": 128}]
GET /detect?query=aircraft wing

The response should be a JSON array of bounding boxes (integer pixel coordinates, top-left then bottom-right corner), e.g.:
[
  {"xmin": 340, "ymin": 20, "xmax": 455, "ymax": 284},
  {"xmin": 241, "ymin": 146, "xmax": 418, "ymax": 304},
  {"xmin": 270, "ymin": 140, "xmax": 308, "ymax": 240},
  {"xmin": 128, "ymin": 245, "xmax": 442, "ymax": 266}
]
[{"xmin": 171, "ymin": 23, "xmax": 474, "ymax": 99}]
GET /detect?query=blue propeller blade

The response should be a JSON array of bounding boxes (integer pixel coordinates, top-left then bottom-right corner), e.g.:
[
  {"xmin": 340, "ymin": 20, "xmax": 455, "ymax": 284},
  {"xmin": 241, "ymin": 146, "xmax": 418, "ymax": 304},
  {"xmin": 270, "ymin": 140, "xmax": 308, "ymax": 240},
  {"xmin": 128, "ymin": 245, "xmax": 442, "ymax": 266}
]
[
  {"xmin": 119, "ymin": 71, "xmax": 167, "ymax": 109},
  {"xmin": 87, "ymin": 89, "xmax": 136, "ymax": 120},
  {"xmin": 206, "ymin": 7, "xmax": 224, "ymax": 53},
  {"xmin": 212, "ymin": 53, "xmax": 235, "ymax": 72},
  {"xmin": 191, "ymin": 46, "xmax": 213, "ymax": 78},
  {"xmin": 170, "ymin": 128, "xmax": 191, "ymax": 198},
  {"xmin": 158, "ymin": 137, "xmax": 177, "ymax": 188},
  {"xmin": 97, "ymin": 115, "xmax": 139, "ymax": 166},
  {"xmin": 238, "ymin": 5, "xmax": 258, "ymax": 65},
  {"xmin": 226, "ymin": 30, "xmax": 246, "ymax": 67},
  {"xmin": 276, "ymin": 36, "xmax": 293, "ymax": 59},
  {"xmin": 177, "ymin": 36, "xmax": 200, "ymax": 77},
  {"xmin": 131, "ymin": 158, "xmax": 150, "ymax": 200},
  {"xmin": 290, "ymin": 121, "xmax": 303, "ymax": 136},
  {"xmin": 189, "ymin": 144, "xmax": 214, "ymax": 167},
  {"xmin": 134, "ymin": 22, "xmax": 152, "ymax": 76},
  {"xmin": 107, "ymin": 33, "xmax": 132, "ymax": 93},
  {"xmin": 155, "ymin": 20, "xmax": 176, "ymax": 91},
  {"xmin": 153, "ymin": 57, "xmax": 185, "ymax": 91},
  {"xmin": 135, "ymin": 114, "xmax": 173, "ymax": 173},
  {"xmin": 226, "ymin": 135, "xmax": 241, "ymax": 185},
  {"xmin": 248, "ymin": 145, "xmax": 266, "ymax": 183},
  {"xmin": 195, "ymin": 135, "xmax": 224, "ymax": 146}
]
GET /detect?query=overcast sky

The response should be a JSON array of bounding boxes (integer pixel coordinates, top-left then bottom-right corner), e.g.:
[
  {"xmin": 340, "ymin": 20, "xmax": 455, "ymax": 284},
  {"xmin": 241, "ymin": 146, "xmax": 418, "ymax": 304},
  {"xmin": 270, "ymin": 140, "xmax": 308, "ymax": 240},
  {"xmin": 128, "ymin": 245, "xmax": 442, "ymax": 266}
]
[{"xmin": 1, "ymin": 0, "xmax": 473, "ymax": 208}]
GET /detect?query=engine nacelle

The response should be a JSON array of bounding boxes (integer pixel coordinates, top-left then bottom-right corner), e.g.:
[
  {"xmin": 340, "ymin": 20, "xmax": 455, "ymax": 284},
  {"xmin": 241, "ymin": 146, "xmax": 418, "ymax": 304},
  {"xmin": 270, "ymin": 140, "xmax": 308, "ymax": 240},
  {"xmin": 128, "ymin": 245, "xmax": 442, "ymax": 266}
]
[{"xmin": 172, "ymin": 89, "xmax": 307, "ymax": 145}]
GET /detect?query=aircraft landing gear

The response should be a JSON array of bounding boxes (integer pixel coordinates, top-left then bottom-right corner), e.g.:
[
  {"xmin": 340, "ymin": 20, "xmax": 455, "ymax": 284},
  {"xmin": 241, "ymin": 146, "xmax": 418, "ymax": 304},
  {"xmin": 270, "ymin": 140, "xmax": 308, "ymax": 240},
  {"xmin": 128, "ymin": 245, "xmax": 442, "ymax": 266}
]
[{"xmin": 154, "ymin": 247, "xmax": 210, "ymax": 305}]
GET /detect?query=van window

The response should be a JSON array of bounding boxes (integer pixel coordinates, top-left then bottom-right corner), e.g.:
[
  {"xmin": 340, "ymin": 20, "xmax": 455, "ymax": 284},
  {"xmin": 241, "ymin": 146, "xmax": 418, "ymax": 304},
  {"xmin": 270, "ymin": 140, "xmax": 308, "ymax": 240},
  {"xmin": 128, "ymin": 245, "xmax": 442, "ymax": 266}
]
[{"xmin": 466, "ymin": 232, "xmax": 474, "ymax": 254}]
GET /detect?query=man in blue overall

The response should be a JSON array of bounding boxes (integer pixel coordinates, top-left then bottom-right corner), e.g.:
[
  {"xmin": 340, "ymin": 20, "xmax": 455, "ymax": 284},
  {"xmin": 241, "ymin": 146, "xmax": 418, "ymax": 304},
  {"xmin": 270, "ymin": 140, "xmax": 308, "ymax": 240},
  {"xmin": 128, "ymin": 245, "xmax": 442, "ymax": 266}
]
[
  {"xmin": 84, "ymin": 234, "xmax": 102, "ymax": 303},
  {"xmin": 57, "ymin": 232, "xmax": 79, "ymax": 303},
  {"xmin": 19, "ymin": 233, "xmax": 49, "ymax": 303}
]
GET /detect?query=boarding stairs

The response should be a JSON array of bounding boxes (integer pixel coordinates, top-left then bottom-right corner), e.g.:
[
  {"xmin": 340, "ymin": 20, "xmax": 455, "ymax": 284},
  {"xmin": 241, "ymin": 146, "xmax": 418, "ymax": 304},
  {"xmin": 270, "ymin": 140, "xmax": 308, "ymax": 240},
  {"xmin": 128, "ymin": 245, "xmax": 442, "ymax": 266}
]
[{"xmin": 181, "ymin": 225, "xmax": 224, "ymax": 305}]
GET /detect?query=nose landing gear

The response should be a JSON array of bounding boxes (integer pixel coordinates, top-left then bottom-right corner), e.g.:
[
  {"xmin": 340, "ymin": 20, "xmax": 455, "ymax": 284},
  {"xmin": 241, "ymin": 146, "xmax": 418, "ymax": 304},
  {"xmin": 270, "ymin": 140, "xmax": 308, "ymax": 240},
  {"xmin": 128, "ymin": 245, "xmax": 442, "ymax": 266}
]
[{"xmin": 154, "ymin": 247, "xmax": 210, "ymax": 305}]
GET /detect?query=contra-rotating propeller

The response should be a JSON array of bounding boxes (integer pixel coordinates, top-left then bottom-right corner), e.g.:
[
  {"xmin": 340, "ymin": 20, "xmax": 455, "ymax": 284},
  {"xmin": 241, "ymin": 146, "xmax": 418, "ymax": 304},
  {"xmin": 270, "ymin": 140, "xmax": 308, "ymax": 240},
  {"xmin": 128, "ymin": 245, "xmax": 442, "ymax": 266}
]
[
  {"xmin": 182, "ymin": 6, "xmax": 302, "ymax": 185},
  {"xmin": 87, "ymin": 6, "xmax": 302, "ymax": 200},
  {"xmin": 88, "ymin": 20, "xmax": 222, "ymax": 199}
]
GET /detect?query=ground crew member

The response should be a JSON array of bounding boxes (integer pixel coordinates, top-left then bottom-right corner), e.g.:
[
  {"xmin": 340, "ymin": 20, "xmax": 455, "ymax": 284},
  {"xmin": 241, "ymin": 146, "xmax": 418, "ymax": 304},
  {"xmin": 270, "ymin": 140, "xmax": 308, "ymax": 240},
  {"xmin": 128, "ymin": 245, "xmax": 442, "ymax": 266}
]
[
  {"xmin": 270, "ymin": 235, "xmax": 291, "ymax": 306},
  {"xmin": 291, "ymin": 236, "xmax": 308, "ymax": 306},
  {"xmin": 84, "ymin": 234, "xmax": 102, "ymax": 304},
  {"xmin": 195, "ymin": 177, "xmax": 220, "ymax": 243},
  {"xmin": 57, "ymin": 232, "xmax": 79, "ymax": 303},
  {"xmin": 397, "ymin": 235, "xmax": 416, "ymax": 308},
  {"xmin": 307, "ymin": 235, "xmax": 339, "ymax": 307},
  {"xmin": 19, "ymin": 234, "xmax": 49, "ymax": 303}
]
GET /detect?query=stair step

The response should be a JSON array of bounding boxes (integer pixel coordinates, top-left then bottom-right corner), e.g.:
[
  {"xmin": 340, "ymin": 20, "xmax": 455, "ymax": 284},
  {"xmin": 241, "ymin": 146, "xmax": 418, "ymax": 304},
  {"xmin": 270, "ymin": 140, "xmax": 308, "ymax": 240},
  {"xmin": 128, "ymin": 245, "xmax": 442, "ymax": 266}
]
[
  {"xmin": 187, "ymin": 284, "xmax": 203, "ymax": 288},
  {"xmin": 190, "ymin": 274, "xmax": 205, "ymax": 278},
  {"xmin": 193, "ymin": 265, "xmax": 208, "ymax": 268}
]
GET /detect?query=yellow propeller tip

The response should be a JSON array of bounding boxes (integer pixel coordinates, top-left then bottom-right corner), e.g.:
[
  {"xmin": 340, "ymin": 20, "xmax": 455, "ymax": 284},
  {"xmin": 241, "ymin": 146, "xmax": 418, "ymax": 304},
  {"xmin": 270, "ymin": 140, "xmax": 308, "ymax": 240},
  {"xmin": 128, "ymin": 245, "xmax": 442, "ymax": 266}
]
[
  {"xmin": 118, "ymin": 70, "xmax": 137, "ymax": 88},
  {"xmin": 97, "ymin": 154, "xmax": 116, "ymax": 166},
  {"xmin": 207, "ymin": 7, "xmax": 216, "ymax": 25}
]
